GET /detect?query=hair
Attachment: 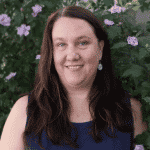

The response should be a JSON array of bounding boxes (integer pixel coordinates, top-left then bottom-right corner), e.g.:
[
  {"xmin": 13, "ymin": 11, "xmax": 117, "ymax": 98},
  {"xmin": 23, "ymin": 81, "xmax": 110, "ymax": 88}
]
[{"xmin": 19, "ymin": 5, "xmax": 136, "ymax": 150}]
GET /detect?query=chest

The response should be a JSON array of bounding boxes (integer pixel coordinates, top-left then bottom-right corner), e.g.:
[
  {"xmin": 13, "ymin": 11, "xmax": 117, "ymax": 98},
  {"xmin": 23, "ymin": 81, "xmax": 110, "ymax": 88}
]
[
  {"xmin": 69, "ymin": 111, "xmax": 92, "ymax": 123},
  {"xmin": 69, "ymin": 98, "xmax": 143, "ymax": 139}
]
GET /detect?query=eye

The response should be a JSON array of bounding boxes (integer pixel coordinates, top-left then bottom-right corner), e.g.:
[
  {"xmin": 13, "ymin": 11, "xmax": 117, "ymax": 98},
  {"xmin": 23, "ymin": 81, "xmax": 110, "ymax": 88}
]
[
  {"xmin": 79, "ymin": 41, "xmax": 89, "ymax": 46},
  {"xmin": 56, "ymin": 41, "xmax": 89, "ymax": 47},
  {"xmin": 57, "ymin": 43, "xmax": 65, "ymax": 47}
]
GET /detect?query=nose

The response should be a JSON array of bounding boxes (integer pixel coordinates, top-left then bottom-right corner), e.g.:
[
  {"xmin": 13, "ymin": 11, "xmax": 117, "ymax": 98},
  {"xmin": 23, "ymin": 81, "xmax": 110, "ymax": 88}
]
[
  {"xmin": 66, "ymin": 45, "xmax": 80, "ymax": 60},
  {"xmin": 66, "ymin": 53, "xmax": 80, "ymax": 61}
]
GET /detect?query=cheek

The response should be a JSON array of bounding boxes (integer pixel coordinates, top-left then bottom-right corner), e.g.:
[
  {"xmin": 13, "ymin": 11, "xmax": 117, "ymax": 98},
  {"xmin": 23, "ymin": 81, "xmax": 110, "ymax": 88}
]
[
  {"xmin": 53, "ymin": 54, "xmax": 62, "ymax": 66},
  {"xmin": 88, "ymin": 54, "xmax": 99, "ymax": 66}
]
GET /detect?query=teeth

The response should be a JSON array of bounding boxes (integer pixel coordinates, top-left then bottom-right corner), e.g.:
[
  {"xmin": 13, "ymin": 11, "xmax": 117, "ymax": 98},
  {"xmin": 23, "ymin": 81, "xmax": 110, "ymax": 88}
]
[{"xmin": 68, "ymin": 66, "xmax": 81, "ymax": 69}]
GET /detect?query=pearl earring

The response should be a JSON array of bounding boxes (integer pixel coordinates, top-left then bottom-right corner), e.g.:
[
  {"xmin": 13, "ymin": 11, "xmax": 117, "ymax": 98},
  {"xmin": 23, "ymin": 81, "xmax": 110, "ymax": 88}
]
[{"xmin": 98, "ymin": 59, "xmax": 103, "ymax": 71}]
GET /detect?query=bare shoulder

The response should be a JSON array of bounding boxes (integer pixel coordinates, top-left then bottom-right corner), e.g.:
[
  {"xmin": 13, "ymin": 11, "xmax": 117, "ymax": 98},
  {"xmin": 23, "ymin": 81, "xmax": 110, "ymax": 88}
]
[
  {"xmin": 0, "ymin": 95, "xmax": 29, "ymax": 149},
  {"xmin": 10, "ymin": 95, "xmax": 28, "ymax": 118},
  {"xmin": 17, "ymin": 95, "xmax": 28, "ymax": 116},
  {"xmin": 130, "ymin": 97, "xmax": 148, "ymax": 138},
  {"xmin": 130, "ymin": 97, "xmax": 142, "ymax": 115}
]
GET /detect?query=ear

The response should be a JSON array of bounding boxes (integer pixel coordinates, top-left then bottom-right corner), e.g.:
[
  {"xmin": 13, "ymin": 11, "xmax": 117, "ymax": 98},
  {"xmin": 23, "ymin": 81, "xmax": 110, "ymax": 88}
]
[
  {"xmin": 98, "ymin": 40, "xmax": 104, "ymax": 57},
  {"xmin": 99, "ymin": 40, "xmax": 104, "ymax": 51},
  {"xmin": 99, "ymin": 40, "xmax": 104, "ymax": 50}
]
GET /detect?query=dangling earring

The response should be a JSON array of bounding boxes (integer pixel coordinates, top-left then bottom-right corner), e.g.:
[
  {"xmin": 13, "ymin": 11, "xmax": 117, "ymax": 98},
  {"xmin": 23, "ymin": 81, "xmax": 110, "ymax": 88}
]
[{"xmin": 98, "ymin": 59, "xmax": 103, "ymax": 71}]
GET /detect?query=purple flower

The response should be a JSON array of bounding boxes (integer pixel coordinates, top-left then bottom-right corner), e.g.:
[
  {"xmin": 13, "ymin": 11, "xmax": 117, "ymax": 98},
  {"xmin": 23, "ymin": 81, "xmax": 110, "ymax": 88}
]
[
  {"xmin": 104, "ymin": 3, "xmax": 128, "ymax": 25},
  {"xmin": 31, "ymin": 4, "xmax": 42, "ymax": 14},
  {"xmin": 134, "ymin": 145, "xmax": 144, "ymax": 150},
  {"xmin": 16, "ymin": 24, "xmax": 30, "ymax": 37},
  {"xmin": 36, "ymin": 55, "xmax": 41, "ymax": 59},
  {"xmin": 0, "ymin": 4, "xmax": 43, "ymax": 81},
  {"xmin": 0, "ymin": 4, "xmax": 42, "ymax": 37},
  {"xmin": 104, "ymin": 3, "xmax": 138, "ymax": 47},
  {"xmin": 31, "ymin": 12, "xmax": 38, "ymax": 17},
  {"xmin": 0, "ymin": 14, "xmax": 11, "ymax": 26},
  {"xmin": 1, "ymin": 2, "xmax": 139, "ymax": 82},
  {"xmin": 104, "ymin": 19, "xmax": 114, "ymax": 25},
  {"xmin": 5, "ymin": 54, "xmax": 40, "ymax": 81},
  {"xmin": 5, "ymin": 72, "xmax": 17, "ymax": 80},
  {"xmin": 127, "ymin": 36, "xmax": 138, "ymax": 46},
  {"xmin": 108, "ymin": 4, "xmax": 127, "ymax": 14},
  {"xmin": 81, "ymin": 0, "xmax": 88, "ymax": 2}
]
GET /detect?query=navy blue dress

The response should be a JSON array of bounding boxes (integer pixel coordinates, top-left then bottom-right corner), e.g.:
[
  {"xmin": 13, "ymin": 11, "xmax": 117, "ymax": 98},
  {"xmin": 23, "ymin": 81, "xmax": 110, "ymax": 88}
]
[{"xmin": 25, "ymin": 91, "xmax": 135, "ymax": 150}]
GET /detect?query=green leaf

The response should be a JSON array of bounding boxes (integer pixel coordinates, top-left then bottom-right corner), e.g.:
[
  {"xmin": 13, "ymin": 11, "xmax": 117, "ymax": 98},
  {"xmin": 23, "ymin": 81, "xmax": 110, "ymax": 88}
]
[
  {"xmin": 139, "ymin": 48, "xmax": 149, "ymax": 60},
  {"xmin": 106, "ymin": 26, "xmax": 122, "ymax": 40},
  {"xmin": 118, "ymin": 0, "xmax": 123, "ymax": 7},
  {"xmin": 132, "ymin": 5, "xmax": 141, "ymax": 11},
  {"xmin": 111, "ymin": 42, "xmax": 127, "ymax": 49},
  {"xmin": 122, "ymin": 64, "xmax": 143, "ymax": 78},
  {"xmin": 13, "ymin": 10, "xmax": 24, "ymax": 26},
  {"xmin": 8, "ymin": 82, "xmax": 18, "ymax": 92},
  {"xmin": 35, "ymin": 65, "xmax": 38, "ymax": 75},
  {"xmin": 24, "ymin": 65, "xmax": 30, "ymax": 72},
  {"xmin": 143, "ymin": 97, "xmax": 150, "ymax": 105},
  {"xmin": 42, "ymin": 1, "xmax": 53, "ymax": 8},
  {"xmin": 135, "ymin": 30, "xmax": 143, "ymax": 37},
  {"xmin": 145, "ymin": 64, "xmax": 150, "ymax": 70},
  {"xmin": 142, "ymin": 81, "xmax": 150, "ymax": 88}
]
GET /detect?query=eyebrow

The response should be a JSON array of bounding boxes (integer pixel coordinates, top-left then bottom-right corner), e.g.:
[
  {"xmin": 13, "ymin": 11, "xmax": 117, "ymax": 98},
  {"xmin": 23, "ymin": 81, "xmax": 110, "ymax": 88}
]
[{"xmin": 53, "ymin": 35, "xmax": 91, "ymax": 41}]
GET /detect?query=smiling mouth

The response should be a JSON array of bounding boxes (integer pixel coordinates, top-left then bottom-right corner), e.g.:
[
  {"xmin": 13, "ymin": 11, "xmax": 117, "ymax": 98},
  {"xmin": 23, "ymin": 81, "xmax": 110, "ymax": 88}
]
[{"xmin": 66, "ymin": 65, "xmax": 83, "ymax": 70}]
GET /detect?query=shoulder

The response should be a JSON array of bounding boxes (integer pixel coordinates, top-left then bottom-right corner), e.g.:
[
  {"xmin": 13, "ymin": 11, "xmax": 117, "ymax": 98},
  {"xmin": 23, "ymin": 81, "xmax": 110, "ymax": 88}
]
[
  {"xmin": 18, "ymin": 95, "xmax": 28, "ymax": 117},
  {"xmin": 130, "ymin": 97, "xmax": 148, "ymax": 138},
  {"xmin": 0, "ymin": 95, "xmax": 29, "ymax": 149},
  {"xmin": 18, "ymin": 95, "xmax": 29, "ymax": 105},
  {"xmin": 18, "ymin": 95, "xmax": 28, "ymax": 105},
  {"xmin": 130, "ymin": 97, "xmax": 142, "ymax": 113}
]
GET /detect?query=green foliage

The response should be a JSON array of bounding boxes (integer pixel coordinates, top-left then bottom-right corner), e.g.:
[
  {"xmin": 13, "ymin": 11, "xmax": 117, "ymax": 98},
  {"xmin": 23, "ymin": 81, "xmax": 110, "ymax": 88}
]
[{"xmin": 0, "ymin": 0, "xmax": 150, "ymax": 149}]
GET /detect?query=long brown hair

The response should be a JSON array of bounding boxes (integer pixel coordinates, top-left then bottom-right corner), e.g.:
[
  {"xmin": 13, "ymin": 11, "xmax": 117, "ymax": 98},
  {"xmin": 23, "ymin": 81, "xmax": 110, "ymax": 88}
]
[{"xmin": 20, "ymin": 5, "xmax": 136, "ymax": 149}]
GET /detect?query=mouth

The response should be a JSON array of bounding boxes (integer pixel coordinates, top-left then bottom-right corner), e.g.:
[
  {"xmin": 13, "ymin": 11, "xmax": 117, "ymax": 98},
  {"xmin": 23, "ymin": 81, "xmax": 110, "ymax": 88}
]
[{"xmin": 66, "ymin": 65, "xmax": 83, "ymax": 71}]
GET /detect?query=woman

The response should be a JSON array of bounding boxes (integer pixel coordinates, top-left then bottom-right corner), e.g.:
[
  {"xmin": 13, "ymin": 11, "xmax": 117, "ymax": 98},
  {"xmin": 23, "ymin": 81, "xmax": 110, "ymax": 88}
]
[{"xmin": 0, "ymin": 5, "xmax": 147, "ymax": 150}]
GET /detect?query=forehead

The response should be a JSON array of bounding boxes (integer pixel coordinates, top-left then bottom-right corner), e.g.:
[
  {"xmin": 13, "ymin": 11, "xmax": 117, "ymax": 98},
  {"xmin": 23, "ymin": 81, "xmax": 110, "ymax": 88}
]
[{"xmin": 52, "ymin": 17, "xmax": 95, "ymax": 40}]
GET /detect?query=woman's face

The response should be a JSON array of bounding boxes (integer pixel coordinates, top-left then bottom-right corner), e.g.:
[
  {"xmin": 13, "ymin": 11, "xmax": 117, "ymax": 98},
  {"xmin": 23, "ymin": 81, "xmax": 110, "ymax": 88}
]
[{"xmin": 52, "ymin": 17, "xmax": 104, "ymax": 91}]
